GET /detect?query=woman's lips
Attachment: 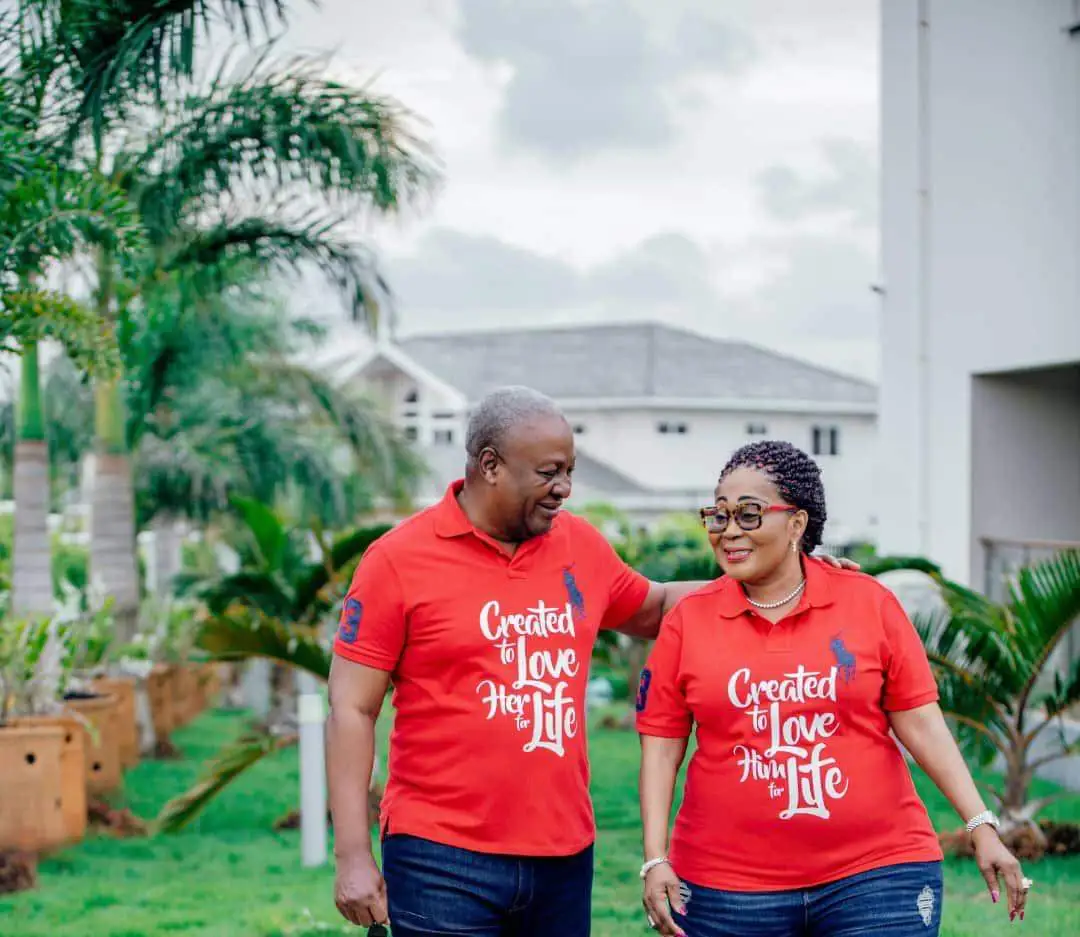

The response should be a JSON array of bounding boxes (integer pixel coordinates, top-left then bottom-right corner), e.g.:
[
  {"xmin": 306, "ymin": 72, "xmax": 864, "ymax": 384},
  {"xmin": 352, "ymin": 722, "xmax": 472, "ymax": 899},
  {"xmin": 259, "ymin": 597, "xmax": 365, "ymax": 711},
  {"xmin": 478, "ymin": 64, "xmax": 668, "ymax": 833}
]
[{"xmin": 724, "ymin": 548, "xmax": 752, "ymax": 564}]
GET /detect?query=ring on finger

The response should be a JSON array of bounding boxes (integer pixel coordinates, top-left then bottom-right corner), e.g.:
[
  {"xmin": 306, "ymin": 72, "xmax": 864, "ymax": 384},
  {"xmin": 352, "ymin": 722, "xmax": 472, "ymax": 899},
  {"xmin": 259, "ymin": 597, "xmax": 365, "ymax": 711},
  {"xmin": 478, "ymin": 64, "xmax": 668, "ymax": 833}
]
[{"xmin": 1021, "ymin": 877, "xmax": 1033, "ymax": 891}]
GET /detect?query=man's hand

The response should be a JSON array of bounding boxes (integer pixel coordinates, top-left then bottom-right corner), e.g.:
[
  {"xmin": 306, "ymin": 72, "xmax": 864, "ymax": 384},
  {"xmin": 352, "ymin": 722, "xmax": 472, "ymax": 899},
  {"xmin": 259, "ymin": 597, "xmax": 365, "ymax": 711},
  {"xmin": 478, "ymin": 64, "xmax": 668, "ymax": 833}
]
[
  {"xmin": 816, "ymin": 552, "xmax": 860, "ymax": 571},
  {"xmin": 334, "ymin": 851, "xmax": 389, "ymax": 927}
]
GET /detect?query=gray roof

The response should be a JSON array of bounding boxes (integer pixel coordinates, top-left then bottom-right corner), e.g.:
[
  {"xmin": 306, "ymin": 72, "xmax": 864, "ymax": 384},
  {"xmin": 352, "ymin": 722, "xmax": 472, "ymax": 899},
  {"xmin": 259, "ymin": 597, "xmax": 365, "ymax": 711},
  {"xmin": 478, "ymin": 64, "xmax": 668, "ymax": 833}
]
[{"xmin": 398, "ymin": 323, "xmax": 875, "ymax": 405}]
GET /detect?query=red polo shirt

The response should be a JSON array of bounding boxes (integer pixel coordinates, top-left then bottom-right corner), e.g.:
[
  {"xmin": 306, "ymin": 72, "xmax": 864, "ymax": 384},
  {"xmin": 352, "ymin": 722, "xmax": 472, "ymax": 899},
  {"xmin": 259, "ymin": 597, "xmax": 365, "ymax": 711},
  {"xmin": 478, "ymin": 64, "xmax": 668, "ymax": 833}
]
[
  {"xmin": 333, "ymin": 481, "xmax": 651, "ymax": 856},
  {"xmin": 636, "ymin": 558, "xmax": 943, "ymax": 891}
]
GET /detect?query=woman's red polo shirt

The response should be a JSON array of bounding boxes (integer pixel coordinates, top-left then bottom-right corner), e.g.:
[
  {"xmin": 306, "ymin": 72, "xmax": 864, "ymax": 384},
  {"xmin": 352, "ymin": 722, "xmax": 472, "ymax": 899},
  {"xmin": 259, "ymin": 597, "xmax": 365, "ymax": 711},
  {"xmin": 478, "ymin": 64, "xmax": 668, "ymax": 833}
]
[{"xmin": 636, "ymin": 558, "xmax": 943, "ymax": 891}]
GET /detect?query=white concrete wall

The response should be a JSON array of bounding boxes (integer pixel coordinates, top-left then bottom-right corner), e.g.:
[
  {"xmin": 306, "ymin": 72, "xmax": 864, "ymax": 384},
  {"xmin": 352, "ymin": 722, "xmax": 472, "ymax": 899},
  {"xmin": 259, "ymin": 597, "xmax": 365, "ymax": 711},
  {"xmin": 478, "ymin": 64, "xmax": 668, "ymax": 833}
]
[
  {"xmin": 364, "ymin": 365, "xmax": 465, "ymax": 448},
  {"xmin": 879, "ymin": 0, "xmax": 1080, "ymax": 582},
  {"xmin": 567, "ymin": 407, "xmax": 878, "ymax": 544}
]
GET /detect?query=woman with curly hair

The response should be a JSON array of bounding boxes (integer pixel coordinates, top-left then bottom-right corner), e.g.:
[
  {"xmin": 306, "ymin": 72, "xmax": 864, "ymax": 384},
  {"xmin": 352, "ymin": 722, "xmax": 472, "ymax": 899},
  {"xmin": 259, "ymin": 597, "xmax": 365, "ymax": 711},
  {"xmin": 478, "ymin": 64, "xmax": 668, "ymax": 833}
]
[{"xmin": 635, "ymin": 440, "xmax": 1029, "ymax": 937}]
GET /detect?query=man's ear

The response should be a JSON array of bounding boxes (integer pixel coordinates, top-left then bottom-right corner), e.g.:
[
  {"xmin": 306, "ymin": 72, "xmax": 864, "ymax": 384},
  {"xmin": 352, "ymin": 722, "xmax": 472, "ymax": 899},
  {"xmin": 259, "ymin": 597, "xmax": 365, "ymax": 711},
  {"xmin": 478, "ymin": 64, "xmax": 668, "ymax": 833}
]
[{"xmin": 477, "ymin": 447, "xmax": 500, "ymax": 483}]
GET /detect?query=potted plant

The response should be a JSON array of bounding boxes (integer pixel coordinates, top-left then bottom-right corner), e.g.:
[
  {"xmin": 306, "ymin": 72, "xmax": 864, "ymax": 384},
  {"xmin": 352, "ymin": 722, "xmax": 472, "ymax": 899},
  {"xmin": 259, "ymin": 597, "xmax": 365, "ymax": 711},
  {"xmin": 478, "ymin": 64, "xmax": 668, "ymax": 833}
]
[
  {"xmin": 46, "ymin": 585, "xmax": 124, "ymax": 797},
  {"xmin": 58, "ymin": 582, "xmax": 140, "ymax": 772},
  {"xmin": 0, "ymin": 615, "xmax": 83, "ymax": 850}
]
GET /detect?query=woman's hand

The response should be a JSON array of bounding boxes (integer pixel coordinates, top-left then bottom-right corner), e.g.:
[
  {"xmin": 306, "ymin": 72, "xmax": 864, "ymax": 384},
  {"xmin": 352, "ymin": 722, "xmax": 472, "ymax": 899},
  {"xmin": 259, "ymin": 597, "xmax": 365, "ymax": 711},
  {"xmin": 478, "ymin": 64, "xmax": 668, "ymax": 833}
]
[
  {"xmin": 972, "ymin": 826, "xmax": 1030, "ymax": 921},
  {"xmin": 642, "ymin": 862, "xmax": 688, "ymax": 937}
]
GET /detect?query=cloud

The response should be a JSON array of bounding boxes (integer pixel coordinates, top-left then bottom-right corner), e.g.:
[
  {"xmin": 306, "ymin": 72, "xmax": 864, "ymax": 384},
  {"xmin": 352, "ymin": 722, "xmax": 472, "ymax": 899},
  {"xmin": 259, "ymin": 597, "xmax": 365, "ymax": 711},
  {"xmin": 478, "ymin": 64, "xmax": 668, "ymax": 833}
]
[
  {"xmin": 384, "ymin": 226, "xmax": 879, "ymax": 378},
  {"xmin": 756, "ymin": 138, "xmax": 877, "ymax": 226},
  {"xmin": 455, "ymin": 0, "xmax": 756, "ymax": 158}
]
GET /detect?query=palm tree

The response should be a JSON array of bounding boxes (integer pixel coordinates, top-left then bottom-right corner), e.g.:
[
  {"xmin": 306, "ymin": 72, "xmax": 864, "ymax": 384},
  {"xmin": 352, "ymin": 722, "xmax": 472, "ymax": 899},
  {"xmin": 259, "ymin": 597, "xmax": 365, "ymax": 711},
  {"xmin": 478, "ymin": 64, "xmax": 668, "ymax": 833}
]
[
  {"xmin": 912, "ymin": 549, "xmax": 1080, "ymax": 841},
  {"xmin": 154, "ymin": 498, "xmax": 388, "ymax": 831},
  {"xmin": 35, "ymin": 280, "xmax": 421, "ymax": 595},
  {"xmin": 29, "ymin": 0, "xmax": 436, "ymax": 636},
  {"xmin": 1, "ymin": 11, "xmax": 143, "ymax": 618}
]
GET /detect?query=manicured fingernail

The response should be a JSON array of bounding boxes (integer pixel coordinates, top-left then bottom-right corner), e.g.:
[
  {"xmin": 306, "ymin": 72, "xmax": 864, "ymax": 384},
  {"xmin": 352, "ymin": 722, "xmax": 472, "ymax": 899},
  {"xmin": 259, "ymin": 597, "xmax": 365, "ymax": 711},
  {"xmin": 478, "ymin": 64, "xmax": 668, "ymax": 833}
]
[
  {"xmin": 992, "ymin": 890, "xmax": 999, "ymax": 903},
  {"xmin": 1010, "ymin": 911, "xmax": 1016, "ymax": 922},
  {"xmin": 1020, "ymin": 911, "xmax": 1025, "ymax": 921}
]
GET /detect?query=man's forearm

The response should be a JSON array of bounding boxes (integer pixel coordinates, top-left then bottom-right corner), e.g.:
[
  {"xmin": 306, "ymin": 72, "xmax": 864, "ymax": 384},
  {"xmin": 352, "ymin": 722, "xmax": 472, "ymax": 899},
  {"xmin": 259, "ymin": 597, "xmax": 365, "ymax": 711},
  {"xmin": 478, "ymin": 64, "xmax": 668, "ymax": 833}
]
[{"xmin": 326, "ymin": 707, "xmax": 379, "ymax": 858}]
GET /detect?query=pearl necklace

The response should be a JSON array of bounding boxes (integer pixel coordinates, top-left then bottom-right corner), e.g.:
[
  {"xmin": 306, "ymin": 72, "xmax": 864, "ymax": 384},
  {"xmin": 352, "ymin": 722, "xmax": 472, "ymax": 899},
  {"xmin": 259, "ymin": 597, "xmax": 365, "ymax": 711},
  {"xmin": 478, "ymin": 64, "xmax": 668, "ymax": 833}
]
[{"xmin": 745, "ymin": 578, "xmax": 806, "ymax": 610}]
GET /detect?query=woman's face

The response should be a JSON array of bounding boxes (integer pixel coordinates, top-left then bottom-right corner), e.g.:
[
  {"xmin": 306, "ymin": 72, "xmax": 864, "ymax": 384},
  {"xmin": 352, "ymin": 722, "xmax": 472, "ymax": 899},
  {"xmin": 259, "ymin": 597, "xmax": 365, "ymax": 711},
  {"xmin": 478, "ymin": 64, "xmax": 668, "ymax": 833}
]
[{"xmin": 710, "ymin": 467, "xmax": 808, "ymax": 582}]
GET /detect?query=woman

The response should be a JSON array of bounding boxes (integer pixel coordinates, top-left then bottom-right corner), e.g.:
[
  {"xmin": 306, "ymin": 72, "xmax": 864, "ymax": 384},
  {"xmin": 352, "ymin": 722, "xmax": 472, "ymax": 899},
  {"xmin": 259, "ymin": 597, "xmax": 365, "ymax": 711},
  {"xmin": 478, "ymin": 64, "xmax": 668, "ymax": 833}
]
[{"xmin": 636, "ymin": 440, "xmax": 1029, "ymax": 937}]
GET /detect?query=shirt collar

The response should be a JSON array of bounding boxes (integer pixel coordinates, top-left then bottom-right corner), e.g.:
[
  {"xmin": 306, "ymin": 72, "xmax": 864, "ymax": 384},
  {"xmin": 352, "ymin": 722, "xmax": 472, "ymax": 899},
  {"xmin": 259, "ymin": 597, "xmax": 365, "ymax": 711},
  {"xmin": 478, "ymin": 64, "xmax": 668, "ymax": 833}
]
[
  {"xmin": 432, "ymin": 479, "xmax": 474, "ymax": 538},
  {"xmin": 715, "ymin": 555, "xmax": 836, "ymax": 619}
]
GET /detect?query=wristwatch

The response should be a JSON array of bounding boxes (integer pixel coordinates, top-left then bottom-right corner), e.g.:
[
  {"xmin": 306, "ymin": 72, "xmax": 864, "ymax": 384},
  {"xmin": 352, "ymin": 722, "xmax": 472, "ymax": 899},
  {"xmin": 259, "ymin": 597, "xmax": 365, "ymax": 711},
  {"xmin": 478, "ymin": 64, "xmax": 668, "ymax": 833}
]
[
  {"xmin": 640, "ymin": 856, "xmax": 670, "ymax": 879},
  {"xmin": 965, "ymin": 810, "xmax": 1001, "ymax": 834}
]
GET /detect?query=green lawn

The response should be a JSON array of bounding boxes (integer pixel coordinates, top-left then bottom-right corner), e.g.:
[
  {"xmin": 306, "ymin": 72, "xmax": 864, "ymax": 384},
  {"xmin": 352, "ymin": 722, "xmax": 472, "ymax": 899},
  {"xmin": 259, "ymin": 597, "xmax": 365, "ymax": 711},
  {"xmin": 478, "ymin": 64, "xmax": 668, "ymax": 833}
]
[{"xmin": 2, "ymin": 708, "xmax": 1077, "ymax": 936}]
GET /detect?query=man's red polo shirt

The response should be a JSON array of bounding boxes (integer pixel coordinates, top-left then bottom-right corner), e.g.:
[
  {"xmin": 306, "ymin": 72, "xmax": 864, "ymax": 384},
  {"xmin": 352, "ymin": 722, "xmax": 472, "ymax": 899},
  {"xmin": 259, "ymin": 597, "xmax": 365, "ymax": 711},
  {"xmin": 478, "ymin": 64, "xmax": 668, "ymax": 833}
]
[
  {"xmin": 333, "ymin": 480, "xmax": 651, "ymax": 856},
  {"xmin": 636, "ymin": 558, "xmax": 943, "ymax": 891}
]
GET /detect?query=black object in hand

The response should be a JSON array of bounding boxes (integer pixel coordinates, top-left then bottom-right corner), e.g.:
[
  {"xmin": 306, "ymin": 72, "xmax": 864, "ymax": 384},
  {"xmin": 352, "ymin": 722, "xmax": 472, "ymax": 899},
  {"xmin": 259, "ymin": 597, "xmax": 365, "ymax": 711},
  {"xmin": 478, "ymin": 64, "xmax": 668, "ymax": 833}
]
[{"xmin": 367, "ymin": 926, "xmax": 388, "ymax": 936}]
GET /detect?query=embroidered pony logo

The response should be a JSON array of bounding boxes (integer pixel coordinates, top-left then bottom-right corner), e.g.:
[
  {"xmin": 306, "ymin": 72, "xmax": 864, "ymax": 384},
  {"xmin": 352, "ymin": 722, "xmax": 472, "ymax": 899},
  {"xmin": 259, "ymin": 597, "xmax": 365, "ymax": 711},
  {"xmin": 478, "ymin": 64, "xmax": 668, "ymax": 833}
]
[
  {"xmin": 829, "ymin": 635, "xmax": 856, "ymax": 683},
  {"xmin": 635, "ymin": 668, "xmax": 653, "ymax": 712},
  {"xmin": 338, "ymin": 598, "xmax": 364, "ymax": 644},
  {"xmin": 563, "ymin": 566, "xmax": 586, "ymax": 620}
]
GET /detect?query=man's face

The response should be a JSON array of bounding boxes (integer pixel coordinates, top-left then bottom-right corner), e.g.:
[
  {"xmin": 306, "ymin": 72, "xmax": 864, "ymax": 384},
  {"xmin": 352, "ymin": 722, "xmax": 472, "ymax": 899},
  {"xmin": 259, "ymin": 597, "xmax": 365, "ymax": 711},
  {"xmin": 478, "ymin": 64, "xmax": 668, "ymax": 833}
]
[{"xmin": 484, "ymin": 414, "xmax": 575, "ymax": 542}]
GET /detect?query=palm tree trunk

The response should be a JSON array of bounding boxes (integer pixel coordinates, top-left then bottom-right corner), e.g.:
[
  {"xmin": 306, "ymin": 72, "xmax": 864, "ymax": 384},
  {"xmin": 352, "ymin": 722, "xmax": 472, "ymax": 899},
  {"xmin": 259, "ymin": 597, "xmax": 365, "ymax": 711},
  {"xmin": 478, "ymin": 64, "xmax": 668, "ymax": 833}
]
[
  {"xmin": 151, "ymin": 515, "xmax": 183, "ymax": 597},
  {"xmin": 89, "ymin": 377, "xmax": 140, "ymax": 640},
  {"xmin": 11, "ymin": 341, "xmax": 53, "ymax": 618}
]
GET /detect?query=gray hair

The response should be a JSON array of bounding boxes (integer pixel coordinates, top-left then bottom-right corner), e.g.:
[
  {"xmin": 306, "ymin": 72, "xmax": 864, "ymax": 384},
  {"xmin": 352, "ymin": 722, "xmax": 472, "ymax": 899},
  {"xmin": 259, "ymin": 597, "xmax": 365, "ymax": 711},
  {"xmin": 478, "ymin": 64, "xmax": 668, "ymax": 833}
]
[{"xmin": 465, "ymin": 386, "xmax": 564, "ymax": 467}]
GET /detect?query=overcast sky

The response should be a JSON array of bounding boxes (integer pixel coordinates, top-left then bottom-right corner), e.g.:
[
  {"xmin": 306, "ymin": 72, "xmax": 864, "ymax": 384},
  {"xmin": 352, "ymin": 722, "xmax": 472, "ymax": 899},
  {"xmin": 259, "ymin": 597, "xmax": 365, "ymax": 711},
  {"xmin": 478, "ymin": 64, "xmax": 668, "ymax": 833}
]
[{"xmin": 277, "ymin": 0, "xmax": 880, "ymax": 380}]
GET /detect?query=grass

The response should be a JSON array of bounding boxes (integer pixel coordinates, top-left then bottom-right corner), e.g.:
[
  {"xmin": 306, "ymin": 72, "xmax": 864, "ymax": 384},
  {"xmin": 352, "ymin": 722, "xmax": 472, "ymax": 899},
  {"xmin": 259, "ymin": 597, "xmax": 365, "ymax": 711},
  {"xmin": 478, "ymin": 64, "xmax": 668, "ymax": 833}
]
[{"xmin": 2, "ymin": 707, "xmax": 1078, "ymax": 936}]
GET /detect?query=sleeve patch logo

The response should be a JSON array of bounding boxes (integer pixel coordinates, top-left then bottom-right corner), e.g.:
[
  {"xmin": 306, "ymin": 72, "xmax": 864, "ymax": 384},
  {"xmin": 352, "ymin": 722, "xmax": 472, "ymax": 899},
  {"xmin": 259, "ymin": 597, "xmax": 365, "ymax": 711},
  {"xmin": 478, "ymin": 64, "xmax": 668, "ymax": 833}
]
[
  {"xmin": 635, "ymin": 667, "xmax": 653, "ymax": 713},
  {"xmin": 339, "ymin": 598, "xmax": 364, "ymax": 644}
]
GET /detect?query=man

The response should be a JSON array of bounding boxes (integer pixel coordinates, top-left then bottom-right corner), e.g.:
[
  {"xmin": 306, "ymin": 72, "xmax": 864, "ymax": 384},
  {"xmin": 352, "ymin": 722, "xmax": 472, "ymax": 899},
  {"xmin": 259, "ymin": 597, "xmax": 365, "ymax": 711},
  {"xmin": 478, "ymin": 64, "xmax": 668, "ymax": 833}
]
[{"xmin": 328, "ymin": 385, "xmax": 853, "ymax": 935}]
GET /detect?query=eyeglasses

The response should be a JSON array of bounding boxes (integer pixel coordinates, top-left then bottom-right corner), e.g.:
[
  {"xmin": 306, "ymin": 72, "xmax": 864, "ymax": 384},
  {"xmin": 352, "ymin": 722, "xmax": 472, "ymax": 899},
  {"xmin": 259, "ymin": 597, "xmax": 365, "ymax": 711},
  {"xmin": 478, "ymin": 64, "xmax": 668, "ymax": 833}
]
[{"xmin": 699, "ymin": 503, "xmax": 796, "ymax": 534}]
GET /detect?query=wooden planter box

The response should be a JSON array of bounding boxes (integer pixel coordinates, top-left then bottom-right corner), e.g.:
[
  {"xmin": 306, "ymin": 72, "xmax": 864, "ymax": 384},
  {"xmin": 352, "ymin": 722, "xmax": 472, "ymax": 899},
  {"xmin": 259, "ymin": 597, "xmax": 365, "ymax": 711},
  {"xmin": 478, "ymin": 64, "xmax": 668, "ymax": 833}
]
[
  {"xmin": 64, "ymin": 693, "xmax": 122, "ymax": 796},
  {"xmin": 146, "ymin": 664, "xmax": 176, "ymax": 740},
  {"xmin": 173, "ymin": 665, "xmax": 200, "ymax": 725},
  {"xmin": 8, "ymin": 714, "xmax": 88, "ymax": 847},
  {"xmin": 92, "ymin": 677, "xmax": 139, "ymax": 770},
  {"xmin": 0, "ymin": 724, "xmax": 68, "ymax": 853}
]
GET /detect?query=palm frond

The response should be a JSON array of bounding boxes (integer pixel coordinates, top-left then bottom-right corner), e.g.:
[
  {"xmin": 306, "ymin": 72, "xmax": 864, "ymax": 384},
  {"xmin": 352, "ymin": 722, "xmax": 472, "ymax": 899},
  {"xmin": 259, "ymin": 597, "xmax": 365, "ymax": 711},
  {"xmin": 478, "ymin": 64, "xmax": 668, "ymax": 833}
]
[
  {"xmin": 196, "ymin": 610, "xmax": 331, "ymax": 681},
  {"xmin": 1007, "ymin": 549, "xmax": 1080, "ymax": 711},
  {"xmin": 130, "ymin": 44, "xmax": 436, "ymax": 234},
  {"xmin": 153, "ymin": 725, "xmax": 297, "ymax": 833},
  {"xmin": 228, "ymin": 494, "xmax": 287, "ymax": 572},
  {"xmin": 48, "ymin": 0, "xmax": 297, "ymax": 143},
  {"xmin": 861, "ymin": 555, "xmax": 943, "ymax": 578},
  {"xmin": 158, "ymin": 211, "xmax": 381, "ymax": 324},
  {"xmin": 291, "ymin": 524, "xmax": 391, "ymax": 622}
]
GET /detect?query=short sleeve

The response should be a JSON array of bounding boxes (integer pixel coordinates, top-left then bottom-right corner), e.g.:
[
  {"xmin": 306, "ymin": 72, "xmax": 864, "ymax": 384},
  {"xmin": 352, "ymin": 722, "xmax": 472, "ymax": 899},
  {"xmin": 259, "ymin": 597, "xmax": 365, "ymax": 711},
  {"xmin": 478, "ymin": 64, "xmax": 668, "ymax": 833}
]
[
  {"xmin": 581, "ymin": 524, "xmax": 650, "ymax": 631},
  {"xmin": 635, "ymin": 608, "xmax": 693, "ymax": 738},
  {"xmin": 332, "ymin": 543, "xmax": 406, "ymax": 672},
  {"xmin": 880, "ymin": 589, "xmax": 939, "ymax": 712}
]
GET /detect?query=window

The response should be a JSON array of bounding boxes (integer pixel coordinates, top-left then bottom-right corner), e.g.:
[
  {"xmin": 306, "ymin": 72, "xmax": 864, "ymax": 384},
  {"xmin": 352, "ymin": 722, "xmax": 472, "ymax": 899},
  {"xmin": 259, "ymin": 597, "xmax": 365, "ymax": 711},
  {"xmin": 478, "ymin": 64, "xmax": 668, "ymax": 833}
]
[
  {"xmin": 657, "ymin": 421, "xmax": 688, "ymax": 435},
  {"xmin": 403, "ymin": 388, "xmax": 419, "ymax": 404},
  {"xmin": 746, "ymin": 422, "xmax": 768, "ymax": 436},
  {"xmin": 403, "ymin": 426, "xmax": 418, "ymax": 442},
  {"xmin": 433, "ymin": 428, "xmax": 454, "ymax": 446},
  {"xmin": 812, "ymin": 425, "xmax": 840, "ymax": 456}
]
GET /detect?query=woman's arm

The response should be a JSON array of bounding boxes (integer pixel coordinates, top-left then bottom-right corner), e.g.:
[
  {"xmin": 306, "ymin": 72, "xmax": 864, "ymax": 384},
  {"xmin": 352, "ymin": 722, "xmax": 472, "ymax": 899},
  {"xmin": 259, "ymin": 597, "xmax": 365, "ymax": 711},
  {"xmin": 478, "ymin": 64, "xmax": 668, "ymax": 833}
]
[
  {"xmin": 890, "ymin": 703, "xmax": 1028, "ymax": 920},
  {"xmin": 640, "ymin": 735, "xmax": 689, "ymax": 937},
  {"xmin": 640, "ymin": 735, "xmax": 688, "ymax": 862}
]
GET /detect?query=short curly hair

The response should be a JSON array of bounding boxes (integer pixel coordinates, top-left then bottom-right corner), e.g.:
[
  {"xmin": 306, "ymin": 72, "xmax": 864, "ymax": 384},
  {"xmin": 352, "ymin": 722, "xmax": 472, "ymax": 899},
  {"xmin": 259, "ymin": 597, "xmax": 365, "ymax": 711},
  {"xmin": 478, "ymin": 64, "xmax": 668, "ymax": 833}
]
[{"xmin": 719, "ymin": 440, "xmax": 827, "ymax": 553}]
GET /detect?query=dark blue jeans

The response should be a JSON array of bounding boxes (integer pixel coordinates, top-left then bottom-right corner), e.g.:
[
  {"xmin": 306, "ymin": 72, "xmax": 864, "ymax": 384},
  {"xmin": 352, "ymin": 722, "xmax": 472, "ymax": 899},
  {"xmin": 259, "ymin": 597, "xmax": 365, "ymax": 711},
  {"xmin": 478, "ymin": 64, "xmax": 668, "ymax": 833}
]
[
  {"xmin": 672, "ymin": 861, "xmax": 944, "ymax": 936},
  {"xmin": 381, "ymin": 833, "xmax": 594, "ymax": 936}
]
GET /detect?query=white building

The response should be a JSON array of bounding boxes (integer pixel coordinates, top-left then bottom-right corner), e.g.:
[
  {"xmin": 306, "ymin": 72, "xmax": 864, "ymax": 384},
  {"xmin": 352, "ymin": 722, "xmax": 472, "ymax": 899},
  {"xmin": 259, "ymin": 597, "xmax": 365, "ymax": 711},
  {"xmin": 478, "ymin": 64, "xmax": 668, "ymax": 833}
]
[
  {"xmin": 340, "ymin": 323, "xmax": 879, "ymax": 547},
  {"xmin": 879, "ymin": 1, "xmax": 1080, "ymax": 593}
]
